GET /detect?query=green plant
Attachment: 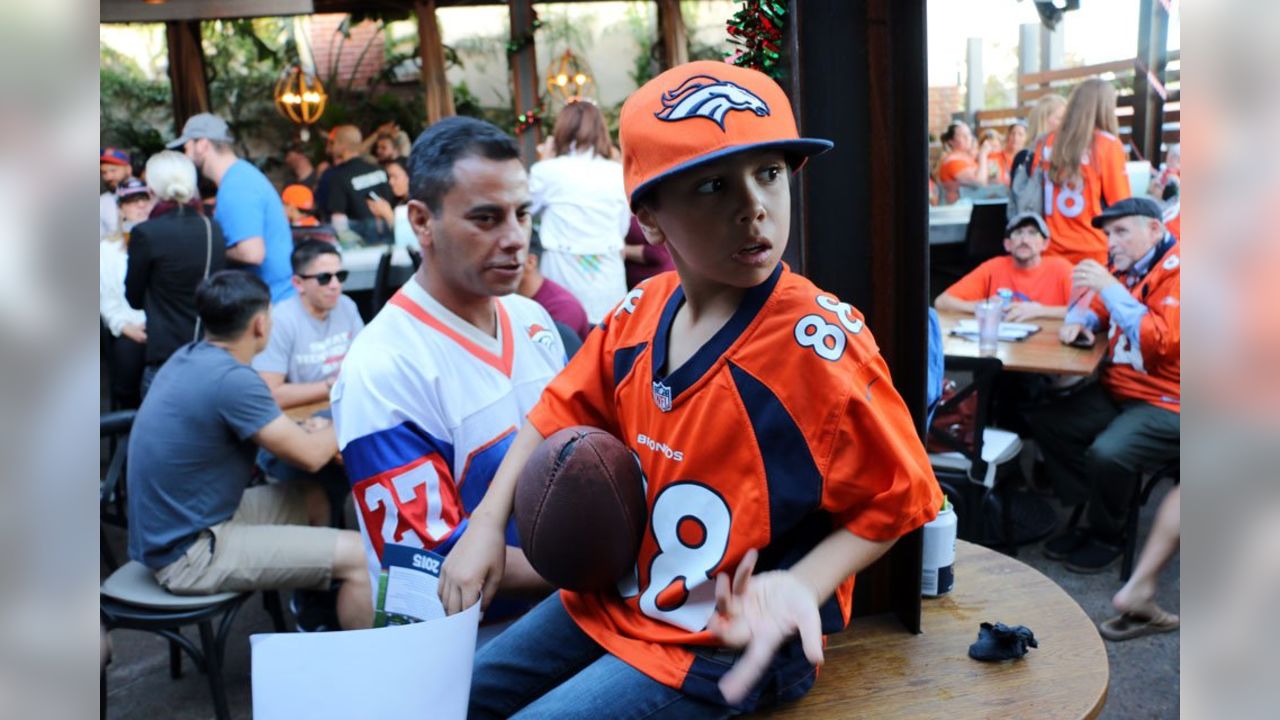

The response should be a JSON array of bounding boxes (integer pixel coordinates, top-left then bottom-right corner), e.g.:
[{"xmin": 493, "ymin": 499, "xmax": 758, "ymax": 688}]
[{"xmin": 100, "ymin": 46, "xmax": 171, "ymax": 159}]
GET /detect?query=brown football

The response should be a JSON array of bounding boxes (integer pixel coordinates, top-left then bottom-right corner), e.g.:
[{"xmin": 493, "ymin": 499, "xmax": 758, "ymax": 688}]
[{"xmin": 514, "ymin": 426, "xmax": 646, "ymax": 591}]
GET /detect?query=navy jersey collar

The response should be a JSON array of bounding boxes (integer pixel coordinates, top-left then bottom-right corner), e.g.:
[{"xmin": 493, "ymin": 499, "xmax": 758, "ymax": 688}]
[{"xmin": 650, "ymin": 262, "xmax": 783, "ymax": 410}]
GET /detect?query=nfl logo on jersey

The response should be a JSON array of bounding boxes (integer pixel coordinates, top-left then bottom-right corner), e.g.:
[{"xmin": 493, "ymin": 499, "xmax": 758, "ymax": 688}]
[{"xmin": 652, "ymin": 380, "xmax": 673, "ymax": 412}]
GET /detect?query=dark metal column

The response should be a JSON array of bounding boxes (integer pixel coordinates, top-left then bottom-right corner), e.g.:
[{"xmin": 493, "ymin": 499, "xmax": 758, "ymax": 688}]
[
  {"xmin": 1132, "ymin": 0, "xmax": 1170, "ymax": 164},
  {"xmin": 165, "ymin": 20, "xmax": 211, "ymax": 134}
]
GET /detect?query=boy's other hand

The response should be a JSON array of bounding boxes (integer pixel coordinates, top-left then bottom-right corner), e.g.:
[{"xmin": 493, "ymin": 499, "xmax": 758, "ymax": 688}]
[
  {"xmin": 439, "ymin": 517, "xmax": 507, "ymax": 615},
  {"xmin": 707, "ymin": 549, "xmax": 825, "ymax": 705}
]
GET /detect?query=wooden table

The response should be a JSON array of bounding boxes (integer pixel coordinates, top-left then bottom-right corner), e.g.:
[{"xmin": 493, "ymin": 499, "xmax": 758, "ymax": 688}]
[
  {"xmin": 284, "ymin": 400, "xmax": 329, "ymax": 422},
  {"xmin": 938, "ymin": 311, "xmax": 1105, "ymax": 376},
  {"xmin": 762, "ymin": 541, "xmax": 1109, "ymax": 719}
]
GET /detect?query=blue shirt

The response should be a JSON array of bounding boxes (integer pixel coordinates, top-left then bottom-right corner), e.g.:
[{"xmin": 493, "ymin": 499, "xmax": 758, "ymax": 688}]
[
  {"xmin": 214, "ymin": 159, "xmax": 295, "ymax": 302},
  {"xmin": 126, "ymin": 342, "xmax": 283, "ymax": 569}
]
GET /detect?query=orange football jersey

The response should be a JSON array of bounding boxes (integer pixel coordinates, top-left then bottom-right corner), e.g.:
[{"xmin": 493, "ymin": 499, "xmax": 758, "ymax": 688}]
[
  {"xmin": 526, "ymin": 264, "xmax": 942, "ymax": 709},
  {"xmin": 1035, "ymin": 130, "xmax": 1132, "ymax": 265},
  {"xmin": 1092, "ymin": 238, "xmax": 1181, "ymax": 412}
]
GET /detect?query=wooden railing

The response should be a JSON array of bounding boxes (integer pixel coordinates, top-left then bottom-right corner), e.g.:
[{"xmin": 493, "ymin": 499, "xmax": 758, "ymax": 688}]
[{"xmin": 973, "ymin": 50, "xmax": 1180, "ymax": 152}]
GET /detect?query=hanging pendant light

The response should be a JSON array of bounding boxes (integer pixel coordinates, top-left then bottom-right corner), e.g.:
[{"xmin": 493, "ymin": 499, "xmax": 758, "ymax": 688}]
[{"xmin": 274, "ymin": 65, "xmax": 327, "ymax": 140}]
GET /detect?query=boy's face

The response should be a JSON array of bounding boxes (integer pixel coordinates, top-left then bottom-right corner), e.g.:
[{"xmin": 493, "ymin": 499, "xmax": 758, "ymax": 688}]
[{"xmin": 637, "ymin": 149, "xmax": 790, "ymax": 290}]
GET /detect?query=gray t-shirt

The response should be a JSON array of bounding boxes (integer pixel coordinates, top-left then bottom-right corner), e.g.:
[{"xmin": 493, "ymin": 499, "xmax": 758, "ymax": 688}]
[
  {"xmin": 252, "ymin": 295, "xmax": 365, "ymax": 383},
  {"xmin": 127, "ymin": 341, "xmax": 282, "ymax": 569}
]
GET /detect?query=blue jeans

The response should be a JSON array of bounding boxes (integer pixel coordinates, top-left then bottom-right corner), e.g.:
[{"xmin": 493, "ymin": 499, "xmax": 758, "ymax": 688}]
[{"xmin": 469, "ymin": 593, "xmax": 736, "ymax": 720}]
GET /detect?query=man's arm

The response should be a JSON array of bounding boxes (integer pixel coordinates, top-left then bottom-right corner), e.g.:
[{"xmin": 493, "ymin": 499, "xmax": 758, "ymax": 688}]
[
  {"xmin": 253, "ymin": 415, "xmax": 337, "ymax": 473},
  {"xmin": 124, "ymin": 228, "xmax": 150, "ymax": 309},
  {"xmin": 933, "ymin": 291, "xmax": 977, "ymax": 315},
  {"xmin": 259, "ymin": 371, "xmax": 333, "ymax": 410},
  {"xmin": 226, "ymin": 237, "xmax": 266, "ymax": 266}
]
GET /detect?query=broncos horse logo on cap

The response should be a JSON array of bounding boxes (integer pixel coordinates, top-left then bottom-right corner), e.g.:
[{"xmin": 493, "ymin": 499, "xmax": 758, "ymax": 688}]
[{"xmin": 654, "ymin": 75, "xmax": 770, "ymax": 131}]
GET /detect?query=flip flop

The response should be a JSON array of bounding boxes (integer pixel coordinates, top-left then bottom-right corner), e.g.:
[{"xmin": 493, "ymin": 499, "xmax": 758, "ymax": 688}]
[{"xmin": 1098, "ymin": 606, "xmax": 1180, "ymax": 641}]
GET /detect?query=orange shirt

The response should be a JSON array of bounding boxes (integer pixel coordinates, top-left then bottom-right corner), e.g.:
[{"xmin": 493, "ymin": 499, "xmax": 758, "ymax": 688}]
[
  {"xmin": 943, "ymin": 255, "xmax": 1074, "ymax": 306},
  {"xmin": 938, "ymin": 152, "xmax": 977, "ymax": 204},
  {"xmin": 1034, "ymin": 130, "xmax": 1131, "ymax": 265},
  {"xmin": 1092, "ymin": 241, "xmax": 1181, "ymax": 412},
  {"xmin": 987, "ymin": 149, "xmax": 1012, "ymax": 185},
  {"xmin": 527, "ymin": 266, "xmax": 941, "ymax": 709}
]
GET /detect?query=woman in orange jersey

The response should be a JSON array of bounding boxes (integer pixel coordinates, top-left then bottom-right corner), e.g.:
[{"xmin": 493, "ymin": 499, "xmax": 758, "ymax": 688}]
[
  {"xmin": 1034, "ymin": 79, "xmax": 1132, "ymax": 264},
  {"xmin": 986, "ymin": 121, "xmax": 1027, "ymax": 186},
  {"xmin": 937, "ymin": 121, "xmax": 997, "ymax": 204}
]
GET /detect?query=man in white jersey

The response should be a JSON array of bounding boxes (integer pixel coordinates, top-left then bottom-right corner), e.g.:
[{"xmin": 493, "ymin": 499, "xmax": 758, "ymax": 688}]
[{"xmin": 332, "ymin": 117, "xmax": 563, "ymax": 613}]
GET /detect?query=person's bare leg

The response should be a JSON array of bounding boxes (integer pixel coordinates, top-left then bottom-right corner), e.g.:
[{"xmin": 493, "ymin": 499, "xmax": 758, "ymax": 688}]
[
  {"xmin": 1113, "ymin": 485, "xmax": 1180, "ymax": 618},
  {"xmin": 302, "ymin": 481, "xmax": 330, "ymax": 527},
  {"xmin": 332, "ymin": 531, "xmax": 373, "ymax": 629}
]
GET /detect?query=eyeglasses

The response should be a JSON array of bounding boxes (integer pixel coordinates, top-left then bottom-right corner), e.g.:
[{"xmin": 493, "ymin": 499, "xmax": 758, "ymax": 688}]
[{"xmin": 297, "ymin": 270, "xmax": 349, "ymax": 285}]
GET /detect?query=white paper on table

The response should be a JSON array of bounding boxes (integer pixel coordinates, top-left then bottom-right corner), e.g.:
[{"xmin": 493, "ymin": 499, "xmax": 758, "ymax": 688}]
[
  {"xmin": 951, "ymin": 319, "xmax": 1040, "ymax": 341},
  {"xmin": 251, "ymin": 600, "xmax": 481, "ymax": 720}
]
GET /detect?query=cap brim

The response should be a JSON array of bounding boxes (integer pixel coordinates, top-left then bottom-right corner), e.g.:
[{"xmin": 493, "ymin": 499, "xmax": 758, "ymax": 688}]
[
  {"xmin": 165, "ymin": 135, "xmax": 190, "ymax": 150},
  {"xmin": 629, "ymin": 138, "xmax": 834, "ymax": 206},
  {"xmin": 100, "ymin": 157, "xmax": 130, "ymax": 166}
]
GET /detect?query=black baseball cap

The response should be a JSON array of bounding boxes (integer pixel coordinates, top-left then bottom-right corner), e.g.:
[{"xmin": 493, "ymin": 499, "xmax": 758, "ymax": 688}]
[{"xmin": 1091, "ymin": 197, "xmax": 1163, "ymax": 228}]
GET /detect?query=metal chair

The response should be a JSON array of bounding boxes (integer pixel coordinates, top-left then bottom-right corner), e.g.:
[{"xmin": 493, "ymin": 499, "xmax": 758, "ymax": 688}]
[
  {"xmin": 1120, "ymin": 460, "xmax": 1180, "ymax": 581},
  {"xmin": 100, "ymin": 410, "xmax": 136, "ymax": 572},
  {"xmin": 369, "ymin": 245, "xmax": 422, "ymax": 314}
]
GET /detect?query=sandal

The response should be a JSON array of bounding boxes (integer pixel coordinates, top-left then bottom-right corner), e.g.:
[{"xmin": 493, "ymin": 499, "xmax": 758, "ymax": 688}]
[{"xmin": 1098, "ymin": 606, "xmax": 1180, "ymax": 641}]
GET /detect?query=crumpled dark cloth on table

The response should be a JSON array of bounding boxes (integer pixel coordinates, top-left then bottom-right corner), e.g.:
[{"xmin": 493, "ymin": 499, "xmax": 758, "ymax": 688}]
[{"xmin": 968, "ymin": 621, "xmax": 1038, "ymax": 662}]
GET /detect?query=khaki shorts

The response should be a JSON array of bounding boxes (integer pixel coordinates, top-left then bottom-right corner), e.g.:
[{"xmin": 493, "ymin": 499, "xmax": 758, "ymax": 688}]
[{"xmin": 156, "ymin": 483, "xmax": 339, "ymax": 595}]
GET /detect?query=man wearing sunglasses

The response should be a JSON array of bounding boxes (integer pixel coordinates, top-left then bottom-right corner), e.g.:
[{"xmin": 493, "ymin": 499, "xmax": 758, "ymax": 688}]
[{"xmin": 253, "ymin": 240, "xmax": 364, "ymax": 410}]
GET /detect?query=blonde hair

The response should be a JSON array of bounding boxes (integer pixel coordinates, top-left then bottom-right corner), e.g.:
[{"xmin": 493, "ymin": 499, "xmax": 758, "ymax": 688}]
[
  {"xmin": 1049, "ymin": 78, "xmax": 1119, "ymax": 185},
  {"xmin": 1026, "ymin": 94, "xmax": 1067, "ymax": 143},
  {"xmin": 145, "ymin": 150, "xmax": 198, "ymax": 203}
]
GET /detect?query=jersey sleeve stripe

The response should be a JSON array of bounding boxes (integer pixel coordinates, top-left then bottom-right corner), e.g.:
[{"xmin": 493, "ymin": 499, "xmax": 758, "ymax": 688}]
[
  {"xmin": 344, "ymin": 420, "xmax": 457, "ymax": 483},
  {"xmin": 727, "ymin": 362, "xmax": 824, "ymax": 538}
]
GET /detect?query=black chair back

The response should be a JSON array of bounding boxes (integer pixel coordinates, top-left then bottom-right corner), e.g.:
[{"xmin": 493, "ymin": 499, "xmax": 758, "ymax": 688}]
[
  {"xmin": 964, "ymin": 200, "xmax": 1010, "ymax": 263},
  {"xmin": 101, "ymin": 410, "xmax": 136, "ymax": 570}
]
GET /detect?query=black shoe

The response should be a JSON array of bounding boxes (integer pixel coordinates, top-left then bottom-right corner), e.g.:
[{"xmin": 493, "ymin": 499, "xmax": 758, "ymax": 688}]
[
  {"xmin": 1064, "ymin": 537, "xmax": 1122, "ymax": 574},
  {"xmin": 290, "ymin": 589, "xmax": 339, "ymax": 632},
  {"xmin": 1043, "ymin": 528, "xmax": 1088, "ymax": 560}
]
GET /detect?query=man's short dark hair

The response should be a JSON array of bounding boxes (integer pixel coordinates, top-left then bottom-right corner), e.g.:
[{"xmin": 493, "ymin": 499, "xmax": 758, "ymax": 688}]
[
  {"xmin": 408, "ymin": 116, "xmax": 520, "ymax": 214},
  {"xmin": 528, "ymin": 229, "xmax": 543, "ymax": 259},
  {"xmin": 195, "ymin": 270, "xmax": 271, "ymax": 339},
  {"xmin": 291, "ymin": 239, "xmax": 341, "ymax": 274}
]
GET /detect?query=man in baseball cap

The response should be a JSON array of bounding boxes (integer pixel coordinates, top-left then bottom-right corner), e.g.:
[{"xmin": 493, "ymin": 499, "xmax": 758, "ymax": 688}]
[
  {"xmin": 456, "ymin": 61, "xmax": 942, "ymax": 717},
  {"xmin": 1032, "ymin": 194, "xmax": 1180, "ymax": 573},
  {"xmin": 166, "ymin": 112, "xmax": 234, "ymax": 149},
  {"xmin": 100, "ymin": 147, "xmax": 133, "ymax": 239},
  {"xmin": 935, "ymin": 211, "xmax": 1074, "ymax": 322},
  {"xmin": 169, "ymin": 112, "xmax": 296, "ymax": 303}
]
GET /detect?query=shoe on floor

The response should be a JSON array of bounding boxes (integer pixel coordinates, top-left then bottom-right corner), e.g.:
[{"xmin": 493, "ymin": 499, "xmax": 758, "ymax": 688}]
[
  {"xmin": 1099, "ymin": 606, "xmax": 1180, "ymax": 641},
  {"xmin": 290, "ymin": 589, "xmax": 339, "ymax": 632},
  {"xmin": 1064, "ymin": 537, "xmax": 1122, "ymax": 574},
  {"xmin": 1043, "ymin": 528, "xmax": 1089, "ymax": 560}
]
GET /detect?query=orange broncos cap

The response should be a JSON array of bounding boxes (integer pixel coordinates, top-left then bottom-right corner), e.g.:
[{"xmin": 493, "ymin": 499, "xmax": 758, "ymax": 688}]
[
  {"xmin": 281, "ymin": 184, "xmax": 315, "ymax": 211},
  {"xmin": 619, "ymin": 60, "xmax": 832, "ymax": 206}
]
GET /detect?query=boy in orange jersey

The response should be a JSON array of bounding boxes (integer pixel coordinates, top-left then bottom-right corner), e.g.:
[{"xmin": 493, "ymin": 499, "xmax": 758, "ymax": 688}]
[
  {"xmin": 1032, "ymin": 198, "xmax": 1180, "ymax": 574},
  {"xmin": 440, "ymin": 61, "xmax": 942, "ymax": 717},
  {"xmin": 935, "ymin": 212, "xmax": 1075, "ymax": 322}
]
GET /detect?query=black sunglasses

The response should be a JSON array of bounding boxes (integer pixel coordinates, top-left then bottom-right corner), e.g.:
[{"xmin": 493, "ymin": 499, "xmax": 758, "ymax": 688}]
[{"xmin": 297, "ymin": 270, "xmax": 349, "ymax": 285}]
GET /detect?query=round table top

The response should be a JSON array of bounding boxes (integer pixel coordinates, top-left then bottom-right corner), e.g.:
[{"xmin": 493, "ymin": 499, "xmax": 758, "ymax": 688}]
[{"xmin": 762, "ymin": 540, "xmax": 1109, "ymax": 719}]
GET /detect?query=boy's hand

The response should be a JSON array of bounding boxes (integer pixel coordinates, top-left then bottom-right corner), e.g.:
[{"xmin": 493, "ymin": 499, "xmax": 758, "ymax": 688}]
[
  {"xmin": 438, "ymin": 517, "xmax": 507, "ymax": 615},
  {"xmin": 707, "ymin": 549, "xmax": 825, "ymax": 705},
  {"xmin": 1003, "ymin": 301, "xmax": 1043, "ymax": 322}
]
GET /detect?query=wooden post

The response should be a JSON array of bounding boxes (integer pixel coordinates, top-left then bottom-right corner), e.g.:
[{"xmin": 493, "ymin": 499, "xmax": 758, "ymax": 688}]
[
  {"xmin": 656, "ymin": 0, "xmax": 688, "ymax": 70},
  {"xmin": 165, "ymin": 20, "xmax": 210, "ymax": 134},
  {"xmin": 508, "ymin": 0, "xmax": 541, "ymax": 164},
  {"xmin": 1132, "ymin": 0, "xmax": 1170, "ymax": 163},
  {"xmin": 792, "ymin": 0, "xmax": 930, "ymax": 632},
  {"xmin": 416, "ymin": 0, "xmax": 455, "ymax": 126}
]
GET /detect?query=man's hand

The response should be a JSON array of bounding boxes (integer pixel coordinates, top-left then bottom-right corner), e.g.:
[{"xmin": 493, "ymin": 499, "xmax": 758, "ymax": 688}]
[
  {"xmin": 366, "ymin": 196, "xmax": 395, "ymax": 224},
  {"xmin": 1059, "ymin": 323, "xmax": 1094, "ymax": 346},
  {"xmin": 438, "ymin": 518, "xmax": 507, "ymax": 615},
  {"xmin": 121, "ymin": 323, "xmax": 147, "ymax": 344},
  {"xmin": 707, "ymin": 549, "xmax": 824, "ymax": 705},
  {"xmin": 1072, "ymin": 259, "xmax": 1120, "ymax": 293},
  {"xmin": 1004, "ymin": 301, "xmax": 1045, "ymax": 322}
]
